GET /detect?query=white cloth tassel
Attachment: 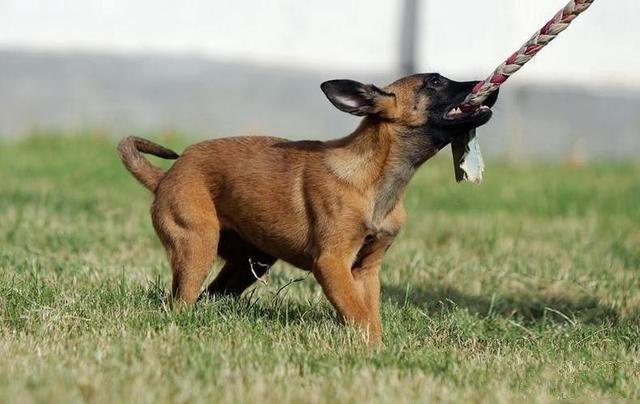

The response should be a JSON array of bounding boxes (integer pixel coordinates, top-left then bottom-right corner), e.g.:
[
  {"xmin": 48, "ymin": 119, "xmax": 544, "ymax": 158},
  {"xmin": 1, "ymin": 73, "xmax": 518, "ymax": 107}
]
[{"xmin": 451, "ymin": 129, "xmax": 485, "ymax": 184}]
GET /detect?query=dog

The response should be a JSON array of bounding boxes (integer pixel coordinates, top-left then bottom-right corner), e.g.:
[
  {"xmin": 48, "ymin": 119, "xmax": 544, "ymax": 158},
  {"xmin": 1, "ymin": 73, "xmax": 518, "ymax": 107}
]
[{"xmin": 118, "ymin": 73, "xmax": 498, "ymax": 344}]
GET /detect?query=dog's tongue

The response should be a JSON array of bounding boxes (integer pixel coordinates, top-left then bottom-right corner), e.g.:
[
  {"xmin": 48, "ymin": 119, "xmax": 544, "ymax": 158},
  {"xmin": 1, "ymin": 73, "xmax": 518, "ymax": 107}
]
[{"xmin": 451, "ymin": 128, "xmax": 485, "ymax": 184}]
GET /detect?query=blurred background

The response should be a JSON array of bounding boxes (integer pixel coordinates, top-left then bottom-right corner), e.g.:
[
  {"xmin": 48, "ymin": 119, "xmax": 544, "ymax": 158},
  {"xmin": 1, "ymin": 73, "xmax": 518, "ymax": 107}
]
[{"xmin": 0, "ymin": 0, "xmax": 638, "ymax": 160}]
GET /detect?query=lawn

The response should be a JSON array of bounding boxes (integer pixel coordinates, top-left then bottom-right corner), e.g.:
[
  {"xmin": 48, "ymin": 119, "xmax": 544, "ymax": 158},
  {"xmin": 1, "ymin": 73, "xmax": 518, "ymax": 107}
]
[{"xmin": 1, "ymin": 134, "xmax": 639, "ymax": 403}]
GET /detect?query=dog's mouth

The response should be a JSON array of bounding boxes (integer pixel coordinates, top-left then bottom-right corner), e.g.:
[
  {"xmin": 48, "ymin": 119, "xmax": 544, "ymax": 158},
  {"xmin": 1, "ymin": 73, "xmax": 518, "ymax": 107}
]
[
  {"xmin": 441, "ymin": 85, "xmax": 499, "ymax": 128},
  {"xmin": 444, "ymin": 104, "xmax": 492, "ymax": 121}
]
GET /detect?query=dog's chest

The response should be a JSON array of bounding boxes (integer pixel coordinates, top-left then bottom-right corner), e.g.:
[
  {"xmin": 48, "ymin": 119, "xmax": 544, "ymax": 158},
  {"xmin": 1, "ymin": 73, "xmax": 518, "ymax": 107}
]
[
  {"xmin": 365, "ymin": 199, "xmax": 406, "ymax": 241},
  {"xmin": 371, "ymin": 161, "xmax": 415, "ymax": 225},
  {"xmin": 352, "ymin": 206, "xmax": 405, "ymax": 270}
]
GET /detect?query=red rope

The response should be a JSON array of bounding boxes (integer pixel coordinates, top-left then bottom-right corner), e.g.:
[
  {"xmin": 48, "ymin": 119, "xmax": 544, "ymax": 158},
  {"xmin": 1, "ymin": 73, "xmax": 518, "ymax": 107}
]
[{"xmin": 457, "ymin": 0, "xmax": 596, "ymax": 113}]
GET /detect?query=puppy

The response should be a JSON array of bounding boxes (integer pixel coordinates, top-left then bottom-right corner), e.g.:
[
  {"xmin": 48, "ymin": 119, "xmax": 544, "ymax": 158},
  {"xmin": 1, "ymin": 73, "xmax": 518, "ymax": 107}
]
[{"xmin": 118, "ymin": 73, "xmax": 498, "ymax": 343}]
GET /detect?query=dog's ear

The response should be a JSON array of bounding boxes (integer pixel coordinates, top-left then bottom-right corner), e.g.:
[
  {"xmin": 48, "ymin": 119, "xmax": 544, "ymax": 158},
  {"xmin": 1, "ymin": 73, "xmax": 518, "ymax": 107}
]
[{"xmin": 321, "ymin": 80, "xmax": 395, "ymax": 117}]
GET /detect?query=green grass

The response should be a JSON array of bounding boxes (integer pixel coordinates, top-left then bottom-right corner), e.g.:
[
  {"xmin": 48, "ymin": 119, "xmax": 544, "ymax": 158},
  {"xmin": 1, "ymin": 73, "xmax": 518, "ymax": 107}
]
[{"xmin": 1, "ymin": 134, "xmax": 639, "ymax": 403}]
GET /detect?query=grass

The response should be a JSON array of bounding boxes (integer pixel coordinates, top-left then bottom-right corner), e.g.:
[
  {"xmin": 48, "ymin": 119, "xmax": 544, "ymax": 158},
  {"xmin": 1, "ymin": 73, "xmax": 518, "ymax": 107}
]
[{"xmin": 1, "ymin": 133, "xmax": 639, "ymax": 403}]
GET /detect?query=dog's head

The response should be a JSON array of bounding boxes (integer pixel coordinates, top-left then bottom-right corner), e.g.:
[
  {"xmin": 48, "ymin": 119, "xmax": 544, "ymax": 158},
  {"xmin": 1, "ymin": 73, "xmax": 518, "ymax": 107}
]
[{"xmin": 321, "ymin": 73, "xmax": 499, "ymax": 149}]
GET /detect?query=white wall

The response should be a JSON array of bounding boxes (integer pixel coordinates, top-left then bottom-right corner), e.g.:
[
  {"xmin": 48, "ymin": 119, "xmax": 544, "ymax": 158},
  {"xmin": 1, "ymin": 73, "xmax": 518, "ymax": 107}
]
[
  {"xmin": 0, "ymin": 0, "xmax": 637, "ymax": 87},
  {"xmin": 422, "ymin": 1, "xmax": 639, "ymax": 87}
]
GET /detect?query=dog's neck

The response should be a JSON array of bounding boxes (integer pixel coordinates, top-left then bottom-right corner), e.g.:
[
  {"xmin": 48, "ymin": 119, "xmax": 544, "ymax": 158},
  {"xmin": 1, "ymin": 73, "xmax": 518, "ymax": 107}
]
[
  {"xmin": 325, "ymin": 117, "xmax": 440, "ymax": 223},
  {"xmin": 325, "ymin": 118, "xmax": 390, "ymax": 189}
]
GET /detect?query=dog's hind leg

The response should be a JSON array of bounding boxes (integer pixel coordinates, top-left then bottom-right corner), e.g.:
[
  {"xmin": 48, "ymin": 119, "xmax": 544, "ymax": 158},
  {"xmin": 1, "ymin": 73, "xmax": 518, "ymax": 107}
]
[
  {"xmin": 152, "ymin": 184, "xmax": 220, "ymax": 305},
  {"xmin": 203, "ymin": 230, "xmax": 276, "ymax": 297}
]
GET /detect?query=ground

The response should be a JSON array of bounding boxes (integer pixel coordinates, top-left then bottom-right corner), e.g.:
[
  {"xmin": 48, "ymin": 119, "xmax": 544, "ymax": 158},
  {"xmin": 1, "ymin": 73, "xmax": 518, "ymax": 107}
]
[{"xmin": 1, "ymin": 134, "xmax": 638, "ymax": 403}]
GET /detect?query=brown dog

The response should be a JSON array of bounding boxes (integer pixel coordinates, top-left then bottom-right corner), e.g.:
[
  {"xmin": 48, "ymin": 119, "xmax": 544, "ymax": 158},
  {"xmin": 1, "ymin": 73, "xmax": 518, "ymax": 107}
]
[{"xmin": 118, "ymin": 73, "xmax": 498, "ymax": 343}]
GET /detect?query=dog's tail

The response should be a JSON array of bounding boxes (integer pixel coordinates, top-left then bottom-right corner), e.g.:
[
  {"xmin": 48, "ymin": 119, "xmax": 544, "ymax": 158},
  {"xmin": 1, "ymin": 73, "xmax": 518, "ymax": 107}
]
[{"xmin": 117, "ymin": 136, "xmax": 180, "ymax": 193}]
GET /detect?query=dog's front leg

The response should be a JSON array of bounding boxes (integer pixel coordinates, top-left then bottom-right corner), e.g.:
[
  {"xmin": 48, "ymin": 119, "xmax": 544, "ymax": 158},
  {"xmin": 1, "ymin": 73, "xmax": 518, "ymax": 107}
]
[
  {"xmin": 352, "ymin": 263, "xmax": 382, "ymax": 342},
  {"xmin": 350, "ymin": 235, "xmax": 395, "ymax": 344},
  {"xmin": 313, "ymin": 254, "xmax": 381, "ymax": 344}
]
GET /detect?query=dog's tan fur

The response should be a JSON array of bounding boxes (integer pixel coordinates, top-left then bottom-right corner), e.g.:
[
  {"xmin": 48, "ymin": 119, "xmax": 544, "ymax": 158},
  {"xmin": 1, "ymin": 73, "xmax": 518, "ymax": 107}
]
[{"xmin": 118, "ymin": 74, "xmax": 496, "ymax": 344}]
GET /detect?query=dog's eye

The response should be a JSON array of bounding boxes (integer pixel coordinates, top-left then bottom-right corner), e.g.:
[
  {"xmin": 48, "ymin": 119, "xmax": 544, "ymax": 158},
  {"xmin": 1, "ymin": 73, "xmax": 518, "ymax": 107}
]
[{"xmin": 428, "ymin": 76, "xmax": 442, "ymax": 87}]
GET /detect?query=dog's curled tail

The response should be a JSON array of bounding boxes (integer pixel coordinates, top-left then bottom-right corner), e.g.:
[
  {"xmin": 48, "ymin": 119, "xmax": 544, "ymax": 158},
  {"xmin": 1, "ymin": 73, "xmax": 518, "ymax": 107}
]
[{"xmin": 117, "ymin": 136, "xmax": 180, "ymax": 192}]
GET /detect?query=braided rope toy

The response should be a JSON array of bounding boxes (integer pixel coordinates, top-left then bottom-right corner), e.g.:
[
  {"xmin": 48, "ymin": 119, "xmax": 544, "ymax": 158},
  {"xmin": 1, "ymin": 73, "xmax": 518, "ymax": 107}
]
[{"xmin": 451, "ymin": 0, "xmax": 596, "ymax": 183}]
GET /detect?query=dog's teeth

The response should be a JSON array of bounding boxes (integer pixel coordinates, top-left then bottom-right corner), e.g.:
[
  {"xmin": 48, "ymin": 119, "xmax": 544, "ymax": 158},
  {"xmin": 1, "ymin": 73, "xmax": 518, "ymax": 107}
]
[{"xmin": 448, "ymin": 107, "xmax": 463, "ymax": 117}]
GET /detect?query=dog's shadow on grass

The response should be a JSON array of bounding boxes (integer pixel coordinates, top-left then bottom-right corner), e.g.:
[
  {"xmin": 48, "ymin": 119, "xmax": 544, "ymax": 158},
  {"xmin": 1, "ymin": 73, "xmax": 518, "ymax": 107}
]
[
  {"xmin": 381, "ymin": 283, "xmax": 621, "ymax": 326},
  {"xmin": 144, "ymin": 279, "xmax": 621, "ymax": 328}
]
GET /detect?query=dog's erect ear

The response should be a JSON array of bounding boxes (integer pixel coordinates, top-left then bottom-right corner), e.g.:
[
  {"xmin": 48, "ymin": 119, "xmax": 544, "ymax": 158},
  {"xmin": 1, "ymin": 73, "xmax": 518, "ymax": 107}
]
[{"xmin": 321, "ymin": 80, "xmax": 395, "ymax": 117}]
